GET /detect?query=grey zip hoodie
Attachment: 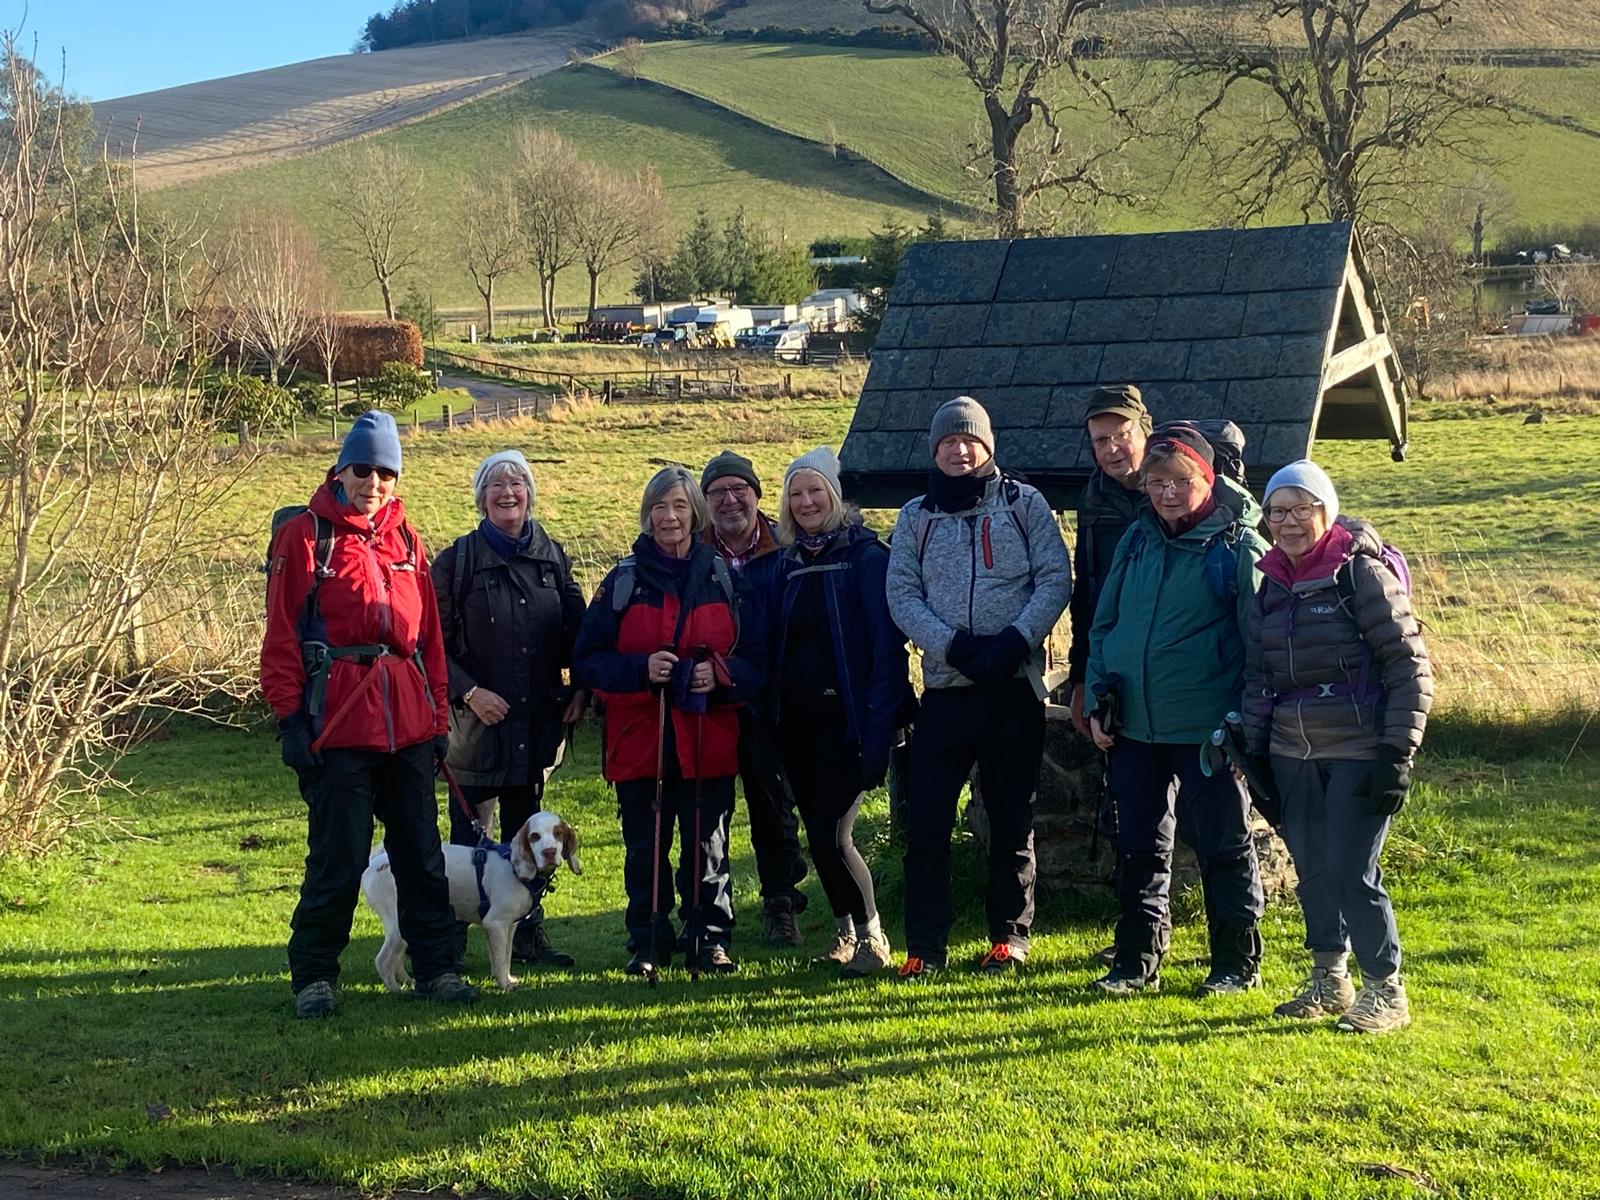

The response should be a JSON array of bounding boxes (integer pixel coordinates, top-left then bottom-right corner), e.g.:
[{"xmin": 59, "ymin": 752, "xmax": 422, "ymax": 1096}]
[{"xmin": 886, "ymin": 473, "xmax": 1072, "ymax": 690}]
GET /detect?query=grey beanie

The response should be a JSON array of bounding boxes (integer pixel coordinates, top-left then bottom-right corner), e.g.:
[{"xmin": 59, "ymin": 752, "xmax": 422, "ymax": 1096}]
[
  {"xmin": 335, "ymin": 410, "xmax": 403, "ymax": 476},
  {"xmin": 700, "ymin": 449, "xmax": 762, "ymax": 497},
  {"xmin": 1264, "ymin": 459, "xmax": 1340, "ymax": 524},
  {"xmin": 928, "ymin": 395, "xmax": 994, "ymax": 457},
  {"xmin": 784, "ymin": 445, "xmax": 842, "ymax": 500},
  {"xmin": 473, "ymin": 449, "xmax": 536, "ymax": 513}
]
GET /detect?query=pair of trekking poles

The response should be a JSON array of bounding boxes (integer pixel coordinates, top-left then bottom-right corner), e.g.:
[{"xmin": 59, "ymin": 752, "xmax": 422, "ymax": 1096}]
[{"xmin": 640, "ymin": 643, "xmax": 711, "ymax": 989}]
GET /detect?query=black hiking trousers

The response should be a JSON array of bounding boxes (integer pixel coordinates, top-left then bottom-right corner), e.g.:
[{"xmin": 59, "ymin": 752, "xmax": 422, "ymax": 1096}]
[
  {"xmin": 287, "ymin": 740, "xmax": 458, "ymax": 994},
  {"xmin": 738, "ymin": 708, "xmax": 809, "ymax": 914},
  {"xmin": 903, "ymin": 679, "xmax": 1045, "ymax": 963}
]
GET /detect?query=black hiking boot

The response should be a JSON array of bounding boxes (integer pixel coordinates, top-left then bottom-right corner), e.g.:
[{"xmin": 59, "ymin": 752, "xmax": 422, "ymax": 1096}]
[
  {"xmin": 415, "ymin": 971, "xmax": 478, "ymax": 1004},
  {"xmin": 293, "ymin": 980, "xmax": 336, "ymax": 1020},
  {"xmin": 513, "ymin": 919, "xmax": 575, "ymax": 968}
]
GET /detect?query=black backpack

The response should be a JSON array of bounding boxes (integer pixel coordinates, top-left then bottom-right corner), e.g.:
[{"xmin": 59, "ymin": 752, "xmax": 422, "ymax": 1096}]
[{"xmin": 1157, "ymin": 419, "xmax": 1248, "ymax": 486}]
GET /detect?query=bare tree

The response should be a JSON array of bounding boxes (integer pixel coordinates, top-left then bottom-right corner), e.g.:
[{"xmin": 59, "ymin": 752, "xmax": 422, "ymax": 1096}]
[
  {"xmin": 617, "ymin": 37, "xmax": 645, "ymax": 82},
  {"xmin": 511, "ymin": 125, "xmax": 583, "ymax": 328},
  {"xmin": 1172, "ymin": 0, "xmax": 1507, "ymax": 229},
  {"xmin": 458, "ymin": 171, "xmax": 522, "ymax": 340},
  {"xmin": 0, "ymin": 38, "xmax": 259, "ymax": 855},
  {"xmin": 861, "ymin": 0, "xmax": 1145, "ymax": 236},
  {"xmin": 326, "ymin": 144, "xmax": 425, "ymax": 319},
  {"xmin": 306, "ymin": 287, "xmax": 347, "ymax": 389},
  {"xmin": 571, "ymin": 165, "xmax": 669, "ymax": 321},
  {"xmin": 1536, "ymin": 263, "xmax": 1600, "ymax": 319},
  {"xmin": 223, "ymin": 213, "xmax": 323, "ymax": 384}
]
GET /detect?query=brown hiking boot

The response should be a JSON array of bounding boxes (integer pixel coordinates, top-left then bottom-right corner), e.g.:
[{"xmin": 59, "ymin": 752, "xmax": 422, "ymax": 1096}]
[
  {"xmin": 841, "ymin": 933, "xmax": 893, "ymax": 978},
  {"xmin": 763, "ymin": 898, "xmax": 804, "ymax": 947},
  {"xmin": 1337, "ymin": 976, "xmax": 1411, "ymax": 1034},
  {"xmin": 818, "ymin": 931, "xmax": 857, "ymax": 965},
  {"xmin": 1274, "ymin": 968, "xmax": 1357, "ymax": 1020}
]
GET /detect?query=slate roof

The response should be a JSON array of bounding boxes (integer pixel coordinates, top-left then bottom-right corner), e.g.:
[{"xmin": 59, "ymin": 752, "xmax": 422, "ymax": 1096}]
[{"xmin": 839, "ymin": 222, "xmax": 1408, "ymax": 510}]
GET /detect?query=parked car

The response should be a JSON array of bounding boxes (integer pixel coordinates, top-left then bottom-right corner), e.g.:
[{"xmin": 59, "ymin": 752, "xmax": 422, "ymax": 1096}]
[
  {"xmin": 774, "ymin": 321, "xmax": 811, "ymax": 361},
  {"xmin": 733, "ymin": 326, "xmax": 763, "ymax": 350},
  {"xmin": 640, "ymin": 327, "xmax": 689, "ymax": 349}
]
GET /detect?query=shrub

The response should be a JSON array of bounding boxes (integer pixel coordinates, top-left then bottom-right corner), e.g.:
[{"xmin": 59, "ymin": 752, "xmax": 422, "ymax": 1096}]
[
  {"xmin": 290, "ymin": 317, "xmax": 422, "ymax": 379},
  {"xmin": 364, "ymin": 361, "xmax": 433, "ymax": 412},
  {"xmin": 291, "ymin": 379, "xmax": 332, "ymax": 414},
  {"xmin": 204, "ymin": 372, "xmax": 298, "ymax": 429}
]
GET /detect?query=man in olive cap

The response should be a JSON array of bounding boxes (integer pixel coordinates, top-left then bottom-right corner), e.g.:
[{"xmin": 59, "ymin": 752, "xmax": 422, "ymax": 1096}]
[{"xmin": 698, "ymin": 450, "xmax": 810, "ymax": 945}]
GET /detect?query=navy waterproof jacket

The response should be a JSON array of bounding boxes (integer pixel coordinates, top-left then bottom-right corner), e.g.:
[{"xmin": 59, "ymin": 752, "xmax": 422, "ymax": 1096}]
[{"xmin": 752, "ymin": 520, "xmax": 914, "ymax": 765}]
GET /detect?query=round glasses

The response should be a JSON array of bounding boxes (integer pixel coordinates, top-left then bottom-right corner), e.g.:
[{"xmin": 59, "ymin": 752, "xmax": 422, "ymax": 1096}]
[{"xmin": 1265, "ymin": 501, "xmax": 1325, "ymax": 524}]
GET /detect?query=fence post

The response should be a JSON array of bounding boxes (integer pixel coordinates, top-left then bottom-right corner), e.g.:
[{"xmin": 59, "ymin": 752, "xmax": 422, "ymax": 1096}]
[
  {"xmin": 675, "ymin": 374, "xmax": 683, "ymax": 401},
  {"xmin": 123, "ymin": 573, "xmax": 146, "ymax": 674},
  {"xmin": 783, "ymin": 373, "xmax": 791, "ymax": 397},
  {"xmin": 603, "ymin": 379, "xmax": 613, "ymax": 405},
  {"xmin": 444, "ymin": 403, "xmax": 453, "ymax": 430},
  {"xmin": 412, "ymin": 409, "xmax": 420, "ymax": 432},
  {"xmin": 289, "ymin": 412, "xmax": 298, "ymax": 442},
  {"xmin": 237, "ymin": 420, "xmax": 249, "ymax": 447},
  {"xmin": 330, "ymin": 413, "xmax": 338, "ymax": 439},
  {"xmin": 516, "ymin": 394, "xmax": 525, "ymax": 418}
]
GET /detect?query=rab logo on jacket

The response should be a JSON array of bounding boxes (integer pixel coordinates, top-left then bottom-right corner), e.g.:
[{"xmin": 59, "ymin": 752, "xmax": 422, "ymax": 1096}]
[{"xmin": 1308, "ymin": 603, "xmax": 1336, "ymax": 615}]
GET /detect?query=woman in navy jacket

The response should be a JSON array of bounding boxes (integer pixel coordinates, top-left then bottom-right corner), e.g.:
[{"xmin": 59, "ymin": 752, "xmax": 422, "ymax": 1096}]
[{"xmin": 757, "ymin": 447, "xmax": 912, "ymax": 977}]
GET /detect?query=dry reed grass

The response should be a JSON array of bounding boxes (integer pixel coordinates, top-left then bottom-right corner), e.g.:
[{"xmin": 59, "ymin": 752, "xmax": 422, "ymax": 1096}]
[{"xmin": 1443, "ymin": 337, "xmax": 1600, "ymax": 410}]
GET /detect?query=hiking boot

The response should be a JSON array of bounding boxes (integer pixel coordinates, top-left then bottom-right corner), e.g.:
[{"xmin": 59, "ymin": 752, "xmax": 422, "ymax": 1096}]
[
  {"xmin": 513, "ymin": 920, "xmax": 575, "ymax": 968},
  {"xmin": 1337, "ymin": 976, "xmax": 1411, "ymax": 1034},
  {"xmin": 978, "ymin": 942, "xmax": 1026, "ymax": 974},
  {"xmin": 763, "ymin": 898, "xmax": 804, "ymax": 947},
  {"xmin": 1200, "ymin": 969, "xmax": 1263, "ymax": 996},
  {"xmin": 697, "ymin": 945, "xmax": 739, "ymax": 975},
  {"xmin": 896, "ymin": 955, "xmax": 944, "ymax": 981},
  {"xmin": 1092, "ymin": 943, "xmax": 1117, "ymax": 967},
  {"xmin": 415, "ymin": 971, "xmax": 478, "ymax": 1004},
  {"xmin": 1092, "ymin": 968, "xmax": 1160, "ymax": 997},
  {"xmin": 1274, "ymin": 968, "xmax": 1357, "ymax": 1020},
  {"xmin": 841, "ymin": 934, "xmax": 893, "ymax": 978},
  {"xmin": 625, "ymin": 950, "xmax": 660, "ymax": 976},
  {"xmin": 818, "ymin": 931, "xmax": 858, "ymax": 966},
  {"xmin": 293, "ymin": 980, "xmax": 335, "ymax": 1020}
]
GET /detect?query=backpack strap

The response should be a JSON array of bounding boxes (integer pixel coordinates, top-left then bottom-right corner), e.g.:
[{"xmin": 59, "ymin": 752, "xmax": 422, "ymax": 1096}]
[
  {"xmin": 610, "ymin": 557, "xmax": 637, "ymax": 614},
  {"xmin": 299, "ymin": 514, "xmax": 337, "ymax": 636},
  {"xmin": 1202, "ymin": 526, "xmax": 1241, "ymax": 602}
]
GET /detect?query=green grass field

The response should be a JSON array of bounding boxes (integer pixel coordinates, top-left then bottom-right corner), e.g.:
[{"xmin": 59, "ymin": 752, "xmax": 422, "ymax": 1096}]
[
  {"xmin": 154, "ymin": 66, "xmax": 939, "ymax": 314},
  {"xmin": 2, "ymin": 402, "xmax": 1598, "ymax": 1196}
]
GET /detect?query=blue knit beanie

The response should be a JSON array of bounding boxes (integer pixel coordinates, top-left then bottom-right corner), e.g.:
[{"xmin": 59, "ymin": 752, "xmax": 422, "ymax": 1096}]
[
  {"xmin": 1263, "ymin": 459, "xmax": 1339, "ymax": 524},
  {"xmin": 335, "ymin": 411, "xmax": 403, "ymax": 476}
]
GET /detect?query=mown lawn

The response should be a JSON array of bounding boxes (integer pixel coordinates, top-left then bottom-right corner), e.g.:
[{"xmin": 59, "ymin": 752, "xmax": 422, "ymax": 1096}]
[{"xmin": 2, "ymin": 406, "xmax": 1597, "ymax": 1196}]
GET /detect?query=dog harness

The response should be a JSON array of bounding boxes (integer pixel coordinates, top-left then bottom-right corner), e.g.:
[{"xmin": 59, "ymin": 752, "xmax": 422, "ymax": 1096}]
[{"xmin": 471, "ymin": 837, "xmax": 554, "ymax": 919}]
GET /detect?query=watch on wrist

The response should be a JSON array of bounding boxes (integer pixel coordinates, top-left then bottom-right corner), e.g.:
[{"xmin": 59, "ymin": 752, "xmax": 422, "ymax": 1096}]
[{"xmin": 463, "ymin": 686, "xmax": 478, "ymax": 705}]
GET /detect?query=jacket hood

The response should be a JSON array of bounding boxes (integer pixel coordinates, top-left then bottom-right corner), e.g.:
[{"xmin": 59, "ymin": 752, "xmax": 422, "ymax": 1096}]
[
  {"xmin": 309, "ymin": 479, "xmax": 408, "ymax": 538},
  {"xmin": 1259, "ymin": 514, "xmax": 1382, "ymax": 590}
]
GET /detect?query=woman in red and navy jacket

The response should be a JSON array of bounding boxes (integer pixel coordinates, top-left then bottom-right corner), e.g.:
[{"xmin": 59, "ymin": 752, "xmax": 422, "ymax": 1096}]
[
  {"xmin": 573, "ymin": 465, "xmax": 765, "ymax": 976},
  {"xmin": 261, "ymin": 412, "xmax": 473, "ymax": 1019}
]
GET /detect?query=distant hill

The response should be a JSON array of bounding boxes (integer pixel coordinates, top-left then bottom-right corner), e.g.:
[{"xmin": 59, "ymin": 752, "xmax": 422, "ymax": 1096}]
[{"xmin": 93, "ymin": 27, "xmax": 601, "ymax": 187}]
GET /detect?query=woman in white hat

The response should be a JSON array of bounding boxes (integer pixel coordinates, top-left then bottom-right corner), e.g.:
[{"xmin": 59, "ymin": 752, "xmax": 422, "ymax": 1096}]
[{"xmin": 432, "ymin": 449, "xmax": 587, "ymax": 968}]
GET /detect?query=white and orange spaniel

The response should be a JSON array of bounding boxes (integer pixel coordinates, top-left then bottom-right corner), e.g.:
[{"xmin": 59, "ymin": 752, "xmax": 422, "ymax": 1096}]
[{"xmin": 361, "ymin": 811, "xmax": 581, "ymax": 993}]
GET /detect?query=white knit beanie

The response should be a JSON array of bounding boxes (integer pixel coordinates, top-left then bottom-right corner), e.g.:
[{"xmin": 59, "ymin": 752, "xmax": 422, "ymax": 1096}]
[
  {"xmin": 473, "ymin": 449, "xmax": 536, "ymax": 514},
  {"xmin": 1264, "ymin": 459, "xmax": 1339, "ymax": 525},
  {"xmin": 784, "ymin": 445, "xmax": 843, "ymax": 499}
]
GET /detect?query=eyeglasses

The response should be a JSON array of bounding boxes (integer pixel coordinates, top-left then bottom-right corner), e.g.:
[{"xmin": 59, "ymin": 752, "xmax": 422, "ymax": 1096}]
[
  {"xmin": 1265, "ymin": 501, "xmax": 1325, "ymax": 524},
  {"xmin": 349, "ymin": 464, "xmax": 397, "ymax": 482},
  {"xmin": 1143, "ymin": 477, "xmax": 1196, "ymax": 496},
  {"xmin": 706, "ymin": 483, "xmax": 751, "ymax": 502},
  {"xmin": 1092, "ymin": 431, "xmax": 1136, "ymax": 450}
]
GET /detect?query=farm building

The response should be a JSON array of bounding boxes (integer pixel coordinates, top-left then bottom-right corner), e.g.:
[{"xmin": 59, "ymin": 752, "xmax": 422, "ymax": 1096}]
[{"xmin": 840, "ymin": 222, "xmax": 1409, "ymax": 509}]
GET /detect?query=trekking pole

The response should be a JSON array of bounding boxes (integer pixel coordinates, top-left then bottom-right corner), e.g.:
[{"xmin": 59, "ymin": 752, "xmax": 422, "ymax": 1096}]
[
  {"xmin": 688, "ymin": 645, "xmax": 709, "ymax": 984},
  {"xmin": 644, "ymin": 644, "xmax": 673, "ymax": 989}
]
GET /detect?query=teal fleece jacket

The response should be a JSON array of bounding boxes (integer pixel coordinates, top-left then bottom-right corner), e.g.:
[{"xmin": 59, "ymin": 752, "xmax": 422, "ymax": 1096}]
[{"xmin": 1085, "ymin": 476, "xmax": 1267, "ymax": 745}]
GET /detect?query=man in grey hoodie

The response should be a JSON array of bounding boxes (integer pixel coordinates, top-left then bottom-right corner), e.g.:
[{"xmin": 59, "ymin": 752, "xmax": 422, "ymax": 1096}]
[{"xmin": 886, "ymin": 396, "xmax": 1072, "ymax": 976}]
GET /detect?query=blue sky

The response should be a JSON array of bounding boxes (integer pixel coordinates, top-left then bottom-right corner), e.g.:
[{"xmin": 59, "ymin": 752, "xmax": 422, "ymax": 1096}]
[{"xmin": 3, "ymin": 0, "xmax": 386, "ymax": 100}]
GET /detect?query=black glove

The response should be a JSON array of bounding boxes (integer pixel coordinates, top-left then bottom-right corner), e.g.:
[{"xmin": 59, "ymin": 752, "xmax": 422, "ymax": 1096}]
[
  {"xmin": 432, "ymin": 734, "xmax": 451, "ymax": 765},
  {"xmin": 1244, "ymin": 753, "xmax": 1283, "ymax": 827},
  {"xmin": 945, "ymin": 630, "xmax": 982, "ymax": 675},
  {"xmin": 278, "ymin": 713, "xmax": 320, "ymax": 773},
  {"xmin": 859, "ymin": 746, "xmax": 890, "ymax": 792},
  {"xmin": 1369, "ymin": 744, "xmax": 1412, "ymax": 817},
  {"xmin": 968, "ymin": 626, "xmax": 1031, "ymax": 682}
]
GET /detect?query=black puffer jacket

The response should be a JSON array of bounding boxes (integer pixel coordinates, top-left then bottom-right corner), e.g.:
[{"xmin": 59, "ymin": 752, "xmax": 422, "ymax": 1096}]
[
  {"xmin": 1243, "ymin": 516, "xmax": 1432, "ymax": 761},
  {"xmin": 432, "ymin": 521, "xmax": 585, "ymax": 787}
]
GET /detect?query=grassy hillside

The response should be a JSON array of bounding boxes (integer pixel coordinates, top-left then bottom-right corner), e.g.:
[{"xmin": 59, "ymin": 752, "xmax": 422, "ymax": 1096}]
[
  {"xmin": 154, "ymin": 66, "xmax": 943, "ymax": 313},
  {"xmin": 614, "ymin": 41, "xmax": 1600, "ymax": 234}
]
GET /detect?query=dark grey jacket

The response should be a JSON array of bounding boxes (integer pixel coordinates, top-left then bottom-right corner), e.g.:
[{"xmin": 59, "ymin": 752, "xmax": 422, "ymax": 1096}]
[
  {"xmin": 432, "ymin": 521, "xmax": 585, "ymax": 787},
  {"xmin": 1243, "ymin": 516, "xmax": 1432, "ymax": 761}
]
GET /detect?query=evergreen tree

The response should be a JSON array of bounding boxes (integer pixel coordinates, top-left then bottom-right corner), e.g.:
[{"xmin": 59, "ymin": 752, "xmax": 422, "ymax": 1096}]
[
  {"xmin": 720, "ymin": 209, "xmax": 758, "ymax": 302},
  {"xmin": 749, "ymin": 236, "xmax": 816, "ymax": 305}
]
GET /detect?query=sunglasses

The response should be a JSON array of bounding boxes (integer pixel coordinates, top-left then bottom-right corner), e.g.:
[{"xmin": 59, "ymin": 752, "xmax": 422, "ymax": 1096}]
[{"xmin": 348, "ymin": 464, "xmax": 397, "ymax": 482}]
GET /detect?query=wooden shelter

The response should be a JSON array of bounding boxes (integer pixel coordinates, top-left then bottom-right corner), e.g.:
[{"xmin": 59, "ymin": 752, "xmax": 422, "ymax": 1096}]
[{"xmin": 839, "ymin": 222, "xmax": 1409, "ymax": 509}]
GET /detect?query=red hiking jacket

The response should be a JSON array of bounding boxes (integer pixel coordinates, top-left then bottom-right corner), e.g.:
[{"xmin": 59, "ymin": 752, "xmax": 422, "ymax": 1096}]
[
  {"xmin": 573, "ymin": 537, "xmax": 763, "ymax": 783},
  {"xmin": 260, "ymin": 480, "xmax": 449, "ymax": 752}
]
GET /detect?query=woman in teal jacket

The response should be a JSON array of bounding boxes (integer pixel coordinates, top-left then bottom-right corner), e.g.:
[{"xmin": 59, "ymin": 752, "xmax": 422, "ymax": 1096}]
[{"xmin": 1086, "ymin": 425, "xmax": 1268, "ymax": 997}]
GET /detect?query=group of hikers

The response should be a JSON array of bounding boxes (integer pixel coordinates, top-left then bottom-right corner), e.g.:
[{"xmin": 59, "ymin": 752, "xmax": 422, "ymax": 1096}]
[{"xmin": 261, "ymin": 382, "xmax": 1432, "ymax": 1036}]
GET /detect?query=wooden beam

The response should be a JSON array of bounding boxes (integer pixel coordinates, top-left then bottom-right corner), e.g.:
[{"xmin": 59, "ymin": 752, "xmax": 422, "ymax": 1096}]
[{"xmin": 1322, "ymin": 332, "xmax": 1394, "ymax": 389}]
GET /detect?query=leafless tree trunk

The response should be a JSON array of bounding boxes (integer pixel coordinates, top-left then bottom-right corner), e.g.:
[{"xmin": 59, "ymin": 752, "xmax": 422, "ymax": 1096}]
[
  {"xmin": 511, "ymin": 126, "xmax": 582, "ymax": 328},
  {"xmin": 307, "ymin": 293, "xmax": 346, "ymax": 388},
  {"xmin": 222, "ymin": 213, "xmax": 322, "ymax": 384},
  {"xmin": 572, "ymin": 165, "xmax": 668, "ymax": 321},
  {"xmin": 0, "ymin": 38, "xmax": 260, "ymax": 855},
  {"xmin": 1536, "ymin": 263, "xmax": 1600, "ymax": 319},
  {"xmin": 617, "ymin": 37, "xmax": 645, "ymax": 82},
  {"xmin": 1171, "ymin": 0, "xmax": 1508, "ymax": 231},
  {"xmin": 459, "ymin": 171, "xmax": 522, "ymax": 340},
  {"xmin": 862, "ymin": 0, "xmax": 1145, "ymax": 236},
  {"xmin": 326, "ymin": 144, "xmax": 425, "ymax": 319}
]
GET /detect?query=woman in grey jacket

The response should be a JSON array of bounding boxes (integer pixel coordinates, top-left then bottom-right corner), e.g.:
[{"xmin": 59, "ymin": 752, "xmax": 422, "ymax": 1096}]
[
  {"xmin": 885, "ymin": 397, "xmax": 1071, "ymax": 978},
  {"xmin": 1243, "ymin": 460, "xmax": 1432, "ymax": 1034},
  {"xmin": 433, "ymin": 450, "xmax": 587, "ymax": 967}
]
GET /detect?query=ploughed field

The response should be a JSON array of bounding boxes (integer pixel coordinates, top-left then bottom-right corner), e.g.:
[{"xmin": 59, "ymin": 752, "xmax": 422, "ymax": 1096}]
[{"xmin": 1, "ymin": 400, "xmax": 1596, "ymax": 1198}]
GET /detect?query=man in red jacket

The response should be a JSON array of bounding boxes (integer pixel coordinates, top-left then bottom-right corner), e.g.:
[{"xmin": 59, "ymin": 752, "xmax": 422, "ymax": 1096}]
[{"xmin": 262, "ymin": 411, "xmax": 475, "ymax": 1019}]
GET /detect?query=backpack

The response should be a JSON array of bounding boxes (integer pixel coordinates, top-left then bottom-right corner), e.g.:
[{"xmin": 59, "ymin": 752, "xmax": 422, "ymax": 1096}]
[
  {"xmin": 1156, "ymin": 419, "xmax": 1248, "ymax": 486},
  {"xmin": 1125, "ymin": 520, "xmax": 1243, "ymax": 602},
  {"xmin": 265, "ymin": 505, "xmax": 417, "ymax": 616},
  {"xmin": 610, "ymin": 551, "xmax": 740, "ymax": 645},
  {"xmin": 1337, "ymin": 541, "xmax": 1412, "ymax": 604},
  {"xmin": 913, "ymin": 474, "xmax": 1032, "ymax": 563}
]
